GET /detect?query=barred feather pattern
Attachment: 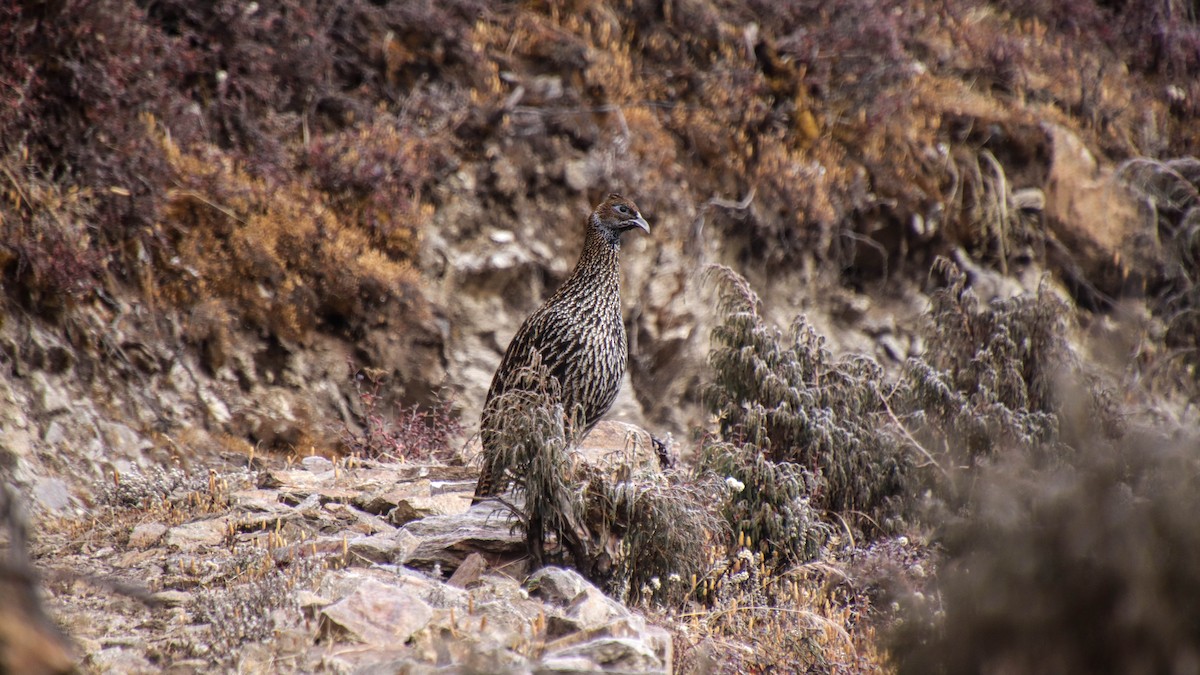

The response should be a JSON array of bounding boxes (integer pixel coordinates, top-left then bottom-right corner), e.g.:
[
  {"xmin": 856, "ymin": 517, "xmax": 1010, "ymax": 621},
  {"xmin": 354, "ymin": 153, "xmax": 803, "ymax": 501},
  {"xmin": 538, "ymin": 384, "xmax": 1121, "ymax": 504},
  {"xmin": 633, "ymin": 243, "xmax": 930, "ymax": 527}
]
[{"xmin": 473, "ymin": 194, "xmax": 649, "ymax": 503}]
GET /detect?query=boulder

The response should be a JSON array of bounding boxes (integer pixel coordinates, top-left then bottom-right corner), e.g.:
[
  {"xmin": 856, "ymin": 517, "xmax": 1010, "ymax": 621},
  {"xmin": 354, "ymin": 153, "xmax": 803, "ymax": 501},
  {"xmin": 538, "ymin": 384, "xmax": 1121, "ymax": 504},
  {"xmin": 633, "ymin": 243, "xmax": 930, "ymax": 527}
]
[
  {"xmin": 128, "ymin": 522, "xmax": 168, "ymax": 549},
  {"xmin": 318, "ymin": 578, "xmax": 434, "ymax": 646},
  {"xmin": 164, "ymin": 517, "xmax": 228, "ymax": 552},
  {"xmin": 1042, "ymin": 123, "xmax": 1152, "ymax": 298}
]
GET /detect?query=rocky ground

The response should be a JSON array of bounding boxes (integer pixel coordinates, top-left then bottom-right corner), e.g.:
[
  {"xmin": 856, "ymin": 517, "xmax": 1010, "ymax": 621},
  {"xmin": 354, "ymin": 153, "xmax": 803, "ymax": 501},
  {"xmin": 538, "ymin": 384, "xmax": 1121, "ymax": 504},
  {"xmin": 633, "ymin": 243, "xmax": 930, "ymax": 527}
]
[{"xmin": 17, "ymin": 423, "xmax": 683, "ymax": 673}]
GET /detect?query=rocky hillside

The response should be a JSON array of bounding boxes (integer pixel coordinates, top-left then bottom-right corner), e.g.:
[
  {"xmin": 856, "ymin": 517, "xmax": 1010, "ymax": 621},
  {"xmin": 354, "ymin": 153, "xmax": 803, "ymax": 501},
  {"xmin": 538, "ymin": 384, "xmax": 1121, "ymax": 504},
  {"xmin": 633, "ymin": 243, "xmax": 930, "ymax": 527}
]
[{"xmin": 3, "ymin": 1, "xmax": 1200, "ymax": 673}]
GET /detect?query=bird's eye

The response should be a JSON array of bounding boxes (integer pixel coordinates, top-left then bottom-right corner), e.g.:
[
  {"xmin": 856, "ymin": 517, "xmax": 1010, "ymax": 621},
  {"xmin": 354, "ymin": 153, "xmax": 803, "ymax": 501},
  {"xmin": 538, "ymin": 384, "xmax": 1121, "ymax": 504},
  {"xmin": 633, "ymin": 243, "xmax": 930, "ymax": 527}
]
[{"xmin": 616, "ymin": 204, "xmax": 630, "ymax": 215}]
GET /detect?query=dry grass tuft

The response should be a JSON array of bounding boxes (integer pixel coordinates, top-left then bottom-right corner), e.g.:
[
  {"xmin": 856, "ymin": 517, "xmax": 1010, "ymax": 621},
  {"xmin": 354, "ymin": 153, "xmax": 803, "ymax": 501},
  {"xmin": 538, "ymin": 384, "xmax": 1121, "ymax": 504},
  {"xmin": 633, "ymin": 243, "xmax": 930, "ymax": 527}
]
[
  {"xmin": 484, "ymin": 360, "xmax": 721, "ymax": 604},
  {"xmin": 154, "ymin": 127, "xmax": 426, "ymax": 342},
  {"xmin": 587, "ymin": 468, "xmax": 725, "ymax": 606}
]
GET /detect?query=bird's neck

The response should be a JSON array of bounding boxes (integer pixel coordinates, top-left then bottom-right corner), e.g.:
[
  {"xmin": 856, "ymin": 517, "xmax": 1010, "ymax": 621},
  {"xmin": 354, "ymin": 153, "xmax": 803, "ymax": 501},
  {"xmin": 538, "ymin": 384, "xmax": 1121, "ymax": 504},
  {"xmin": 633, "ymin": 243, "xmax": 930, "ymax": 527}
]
[{"xmin": 557, "ymin": 224, "xmax": 621, "ymax": 301}]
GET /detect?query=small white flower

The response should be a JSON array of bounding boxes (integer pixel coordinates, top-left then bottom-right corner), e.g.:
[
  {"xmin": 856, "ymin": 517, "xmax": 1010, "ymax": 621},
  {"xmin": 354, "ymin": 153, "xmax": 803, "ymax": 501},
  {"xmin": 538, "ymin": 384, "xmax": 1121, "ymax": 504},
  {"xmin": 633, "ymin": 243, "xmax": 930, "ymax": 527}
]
[
  {"xmin": 651, "ymin": 576, "xmax": 661, "ymax": 590},
  {"xmin": 668, "ymin": 573, "xmax": 682, "ymax": 583},
  {"xmin": 725, "ymin": 476, "xmax": 745, "ymax": 493}
]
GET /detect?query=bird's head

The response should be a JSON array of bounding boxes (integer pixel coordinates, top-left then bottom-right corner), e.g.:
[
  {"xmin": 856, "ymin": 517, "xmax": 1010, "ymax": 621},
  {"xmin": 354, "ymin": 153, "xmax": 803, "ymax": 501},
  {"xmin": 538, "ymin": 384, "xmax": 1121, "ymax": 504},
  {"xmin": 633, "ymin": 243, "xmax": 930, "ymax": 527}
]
[{"xmin": 590, "ymin": 193, "xmax": 650, "ymax": 246}]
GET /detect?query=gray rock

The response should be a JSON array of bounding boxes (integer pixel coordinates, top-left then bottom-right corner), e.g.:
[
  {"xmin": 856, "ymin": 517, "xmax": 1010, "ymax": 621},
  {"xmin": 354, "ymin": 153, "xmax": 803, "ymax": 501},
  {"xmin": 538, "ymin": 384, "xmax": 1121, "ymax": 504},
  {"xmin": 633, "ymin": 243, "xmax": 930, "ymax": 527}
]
[
  {"xmin": 642, "ymin": 625, "xmax": 674, "ymax": 669},
  {"xmin": 388, "ymin": 492, "xmax": 471, "ymax": 526},
  {"xmin": 384, "ymin": 567, "xmax": 472, "ymax": 612},
  {"xmin": 301, "ymin": 455, "xmax": 334, "ymax": 472},
  {"xmin": 30, "ymin": 371, "xmax": 71, "ymax": 416},
  {"xmin": 99, "ymin": 421, "xmax": 149, "ymax": 459},
  {"xmin": 356, "ymin": 478, "xmax": 430, "ymax": 514},
  {"xmin": 877, "ymin": 332, "xmax": 907, "ymax": 362},
  {"xmin": 535, "ymin": 655, "xmax": 604, "ymax": 674},
  {"xmin": 229, "ymin": 488, "xmax": 290, "ymax": 513},
  {"xmin": 0, "ymin": 427, "xmax": 35, "ymax": 460},
  {"xmin": 542, "ymin": 617, "xmax": 672, "ymax": 672},
  {"xmin": 42, "ymin": 419, "xmax": 66, "ymax": 445},
  {"xmin": 88, "ymin": 647, "xmax": 156, "ymax": 674},
  {"xmin": 318, "ymin": 567, "xmax": 461, "ymax": 607},
  {"xmin": 348, "ymin": 529, "xmax": 420, "ymax": 565},
  {"xmin": 545, "ymin": 638, "xmax": 663, "ymax": 673},
  {"xmin": 527, "ymin": 567, "xmax": 630, "ymax": 635},
  {"xmin": 295, "ymin": 590, "xmax": 332, "ymax": 618},
  {"xmin": 401, "ymin": 502, "xmax": 524, "ymax": 571},
  {"xmin": 32, "ymin": 477, "xmax": 72, "ymax": 513},
  {"xmin": 468, "ymin": 574, "xmax": 547, "ymax": 637},
  {"xmin": 526, "ymin": 567, "xmax": 589, "ymax": 606},
  {"xmin": 149, "ymin": 590, "xmax": 192, "ymax": 608},
  {"xmin": 564, "ymin": 590, "xmax": 635, "ymax": 634},
  {"xmin": 128, "ymin": 521, "xmax": 168, "ymax": 549},
  {"xmin": 350, "ymin": 475, "xmax": 472, "ymax": 523},
  {"xmin": 317, "ymin": 650, "xmax": 424, "ymax": 675},
  {"xmin": 563, "ymin": 158, "xmax": 596, "ymax": 193},
  {"xmin": 165, "ymin": 517, "xmax": 228, "ymax": 551},
  {"xmin": 319, "ymin": 578, "xmax": 434, "ymax": 646}
]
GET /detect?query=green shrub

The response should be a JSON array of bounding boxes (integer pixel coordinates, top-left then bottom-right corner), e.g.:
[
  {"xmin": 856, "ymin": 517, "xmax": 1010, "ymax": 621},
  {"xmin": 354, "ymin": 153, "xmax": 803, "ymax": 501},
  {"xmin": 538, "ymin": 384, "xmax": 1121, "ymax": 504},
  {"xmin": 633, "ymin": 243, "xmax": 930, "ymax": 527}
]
[
  {"xmin": 902, "ymin": 258, "xmax": 1071, "ymax": 466},
  {"xmin": 700, "ymin": 265, "xmax": 912, "ymax": 563}
]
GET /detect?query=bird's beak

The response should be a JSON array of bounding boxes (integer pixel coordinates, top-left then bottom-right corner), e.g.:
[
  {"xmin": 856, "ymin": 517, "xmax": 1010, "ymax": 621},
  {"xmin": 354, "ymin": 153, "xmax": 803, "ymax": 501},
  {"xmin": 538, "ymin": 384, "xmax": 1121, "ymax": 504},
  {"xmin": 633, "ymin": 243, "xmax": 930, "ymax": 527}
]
[{"xmin": 630, "ymin": 214, "xmax": 650, "ymax": 233}]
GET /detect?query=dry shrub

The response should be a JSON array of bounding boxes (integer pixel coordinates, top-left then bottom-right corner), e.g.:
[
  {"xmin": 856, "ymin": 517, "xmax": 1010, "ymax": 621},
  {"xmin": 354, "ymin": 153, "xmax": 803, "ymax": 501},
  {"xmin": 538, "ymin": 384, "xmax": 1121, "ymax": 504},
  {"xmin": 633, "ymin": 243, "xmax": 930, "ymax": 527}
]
[
  {"xmin": 994, "ymin": 0, "xmax": 1200, "ymax": 79},
  {"xmin": 338, "ymin": 366, "xmax": 461, "ymax": 462},
  {"xmin": 479, "ymin": 361, "xmax": 580, "ymax": 568},
  {"xmin": 892, "ymin": 429, "xmax": 1200, "ymax": 675},
  {"xmin": 694, "ymin": 259, "xmax": 1166, "ymax": 672},
  {"xmin": 93, "ymin": 465, "xmax": 206, "ymax": 510},
  {"xmin": 303, "ymin": 114, "xmax": 446, "ymax": 260},
  {"xmin": 5, "ymin": 0, "xmax": 1197, "ymax": 331},
  {"xmin": 483, "ymin": 361, "xmax": 719, "ymax": 604},
  {"xmin": 587, "ymin": 469, "xmax": 725, "ymax": 606},
  {"xmin": 0, "ymin": 0, "xmax": 176, "ymax": 246},
  {"xmin": 1117, "ymin": 157, "xmax": 1200, "ymax": 401},
  {"xmin": 878, "ymin": 258, "xmax": 1200, "ymax": 673},
  {"xmin": 697, "ymin": 261, "xmax": 1119, "ymax": 560},
  {"xmin": 0, "ymin": 154, "xmax": 105, "ymax": 315},
  {"xmin": 155, "ymin": 129, "xmax": 424, "ymax": 341},
  {"xmin": 189, "ymin": 555, "xmax": 320, "ymax": 662},
  {"xmin": 671, "ymin": 540, "xmax": 886, "ymax": 674},
  {"xmin": 1, "ymin": 0, "xmax": 469, "ymax": 326},
  {"xmin": 699, "ymin": 435, "xmax": 830, "ymax": 565},
  {"xmin": 893, "ymin": 257, "xmax": 1131, "ymax": 520}
]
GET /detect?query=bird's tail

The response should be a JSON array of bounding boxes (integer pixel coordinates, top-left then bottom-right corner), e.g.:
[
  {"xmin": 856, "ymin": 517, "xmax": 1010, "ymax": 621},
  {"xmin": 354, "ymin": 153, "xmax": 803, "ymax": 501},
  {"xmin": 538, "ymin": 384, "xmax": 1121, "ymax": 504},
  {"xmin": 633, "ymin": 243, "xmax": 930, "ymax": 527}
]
[{"xmin": 471, "ymin": 460, "xmax": 497, "ymax": 505}]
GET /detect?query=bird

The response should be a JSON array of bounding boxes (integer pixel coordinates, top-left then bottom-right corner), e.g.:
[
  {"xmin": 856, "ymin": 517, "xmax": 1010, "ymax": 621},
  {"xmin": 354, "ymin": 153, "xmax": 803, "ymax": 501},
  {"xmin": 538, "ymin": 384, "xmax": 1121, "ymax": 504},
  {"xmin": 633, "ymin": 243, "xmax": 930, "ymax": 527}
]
[{"xmin": 472, "ymin": 194, "xmax": 650, "ymax": 504}]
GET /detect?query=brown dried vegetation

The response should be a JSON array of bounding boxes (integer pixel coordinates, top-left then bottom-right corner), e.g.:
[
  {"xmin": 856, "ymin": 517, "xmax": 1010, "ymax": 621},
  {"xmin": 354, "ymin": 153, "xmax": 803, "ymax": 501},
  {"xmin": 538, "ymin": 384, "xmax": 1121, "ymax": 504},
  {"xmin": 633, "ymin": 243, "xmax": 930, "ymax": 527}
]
[
  {"xmin": 4, "ymin": 0, "xmax": 1200, "ymax": 673},
  {"xmin": 4, "ymin": 0, "xmax": 1199, "ymax": 337}
]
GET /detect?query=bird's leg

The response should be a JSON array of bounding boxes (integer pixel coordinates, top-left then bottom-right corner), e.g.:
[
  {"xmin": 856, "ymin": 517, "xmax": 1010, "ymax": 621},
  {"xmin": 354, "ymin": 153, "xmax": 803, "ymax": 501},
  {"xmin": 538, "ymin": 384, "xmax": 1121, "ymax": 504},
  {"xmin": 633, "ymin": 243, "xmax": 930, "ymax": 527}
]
[{"xmin": 526, "ymin": 514, "xmax": 545, "ymax": 568}]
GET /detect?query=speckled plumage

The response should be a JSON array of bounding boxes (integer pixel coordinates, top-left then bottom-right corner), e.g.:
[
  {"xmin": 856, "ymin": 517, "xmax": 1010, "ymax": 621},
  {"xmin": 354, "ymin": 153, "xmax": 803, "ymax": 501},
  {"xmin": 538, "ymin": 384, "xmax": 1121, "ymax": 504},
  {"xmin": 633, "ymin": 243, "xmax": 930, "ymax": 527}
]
[{"xmin": 473, "ymin": 194, "xmax": 650, "ymax": 503}]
